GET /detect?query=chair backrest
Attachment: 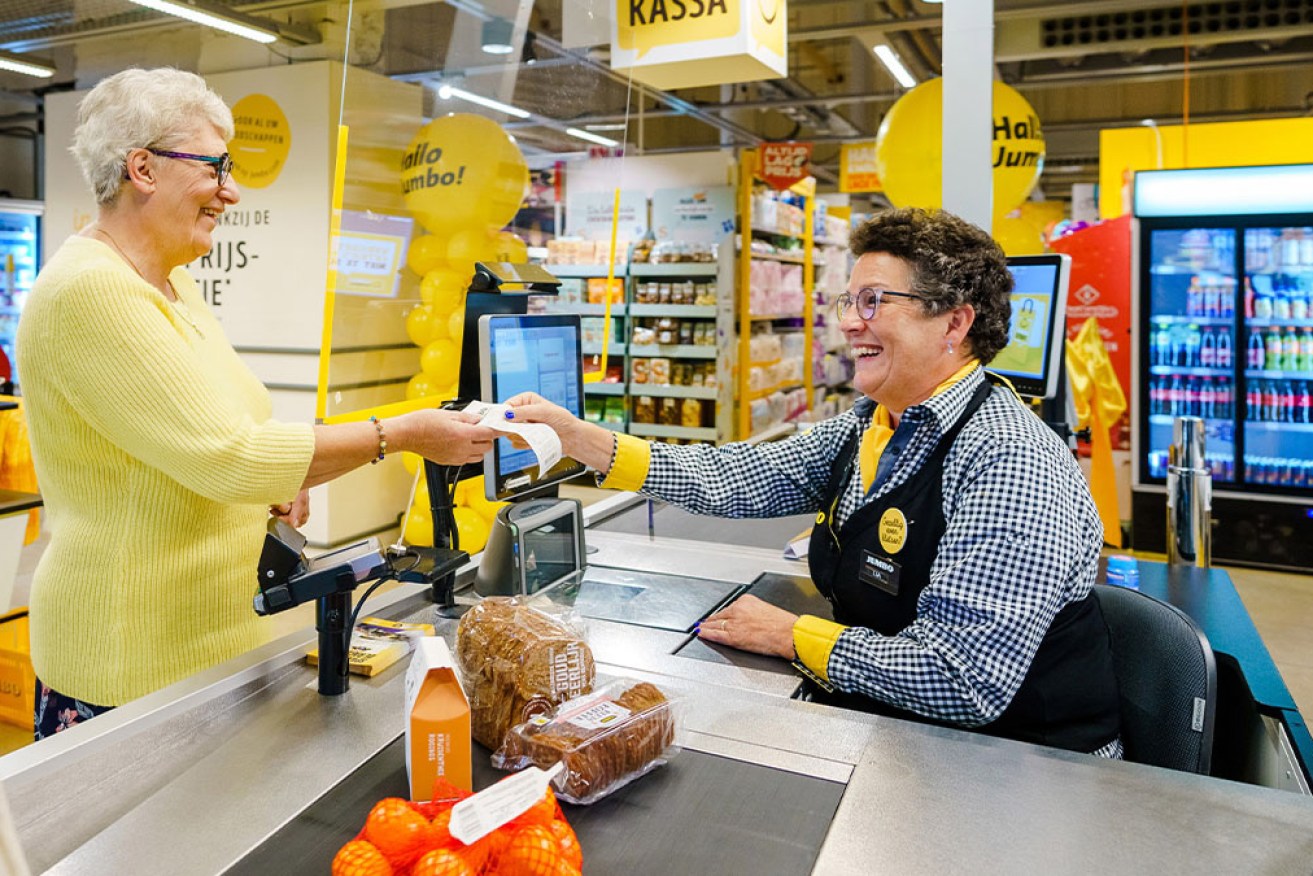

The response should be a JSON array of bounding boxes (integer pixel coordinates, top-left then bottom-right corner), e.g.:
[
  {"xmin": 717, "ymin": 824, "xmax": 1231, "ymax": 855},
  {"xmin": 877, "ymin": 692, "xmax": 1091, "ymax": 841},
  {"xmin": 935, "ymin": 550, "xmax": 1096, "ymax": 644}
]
[{"xmin": 1093, "ymin": 584, "xmax": 1217, "ymax": 774}]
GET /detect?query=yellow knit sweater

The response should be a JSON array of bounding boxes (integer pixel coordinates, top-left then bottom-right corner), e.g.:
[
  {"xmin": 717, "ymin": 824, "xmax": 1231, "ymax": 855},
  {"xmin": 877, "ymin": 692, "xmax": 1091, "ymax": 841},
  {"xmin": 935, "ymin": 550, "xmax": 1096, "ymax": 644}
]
[{"xmin": 16, "ymin": 235, "xmax": 316, "ymax": 706}]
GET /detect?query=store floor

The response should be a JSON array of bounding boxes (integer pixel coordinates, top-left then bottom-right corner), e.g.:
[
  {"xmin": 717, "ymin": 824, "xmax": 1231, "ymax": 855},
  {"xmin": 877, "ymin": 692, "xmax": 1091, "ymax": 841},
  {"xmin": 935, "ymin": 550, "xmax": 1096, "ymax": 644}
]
[{"xmin": 4, "ymin": 514, "xmax": 1312, "ymax": 759}]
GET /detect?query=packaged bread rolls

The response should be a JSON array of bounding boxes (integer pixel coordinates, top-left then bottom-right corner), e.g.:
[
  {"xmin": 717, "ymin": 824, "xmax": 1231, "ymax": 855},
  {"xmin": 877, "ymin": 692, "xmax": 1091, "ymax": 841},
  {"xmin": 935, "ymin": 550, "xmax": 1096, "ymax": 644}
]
[
  {"xmin": 492, "ymin": 678, "xmax": 679, "ymax": 804},
  {"xmin": 455, "ymin": 597, "xmax": 595, "ymax": 749}
]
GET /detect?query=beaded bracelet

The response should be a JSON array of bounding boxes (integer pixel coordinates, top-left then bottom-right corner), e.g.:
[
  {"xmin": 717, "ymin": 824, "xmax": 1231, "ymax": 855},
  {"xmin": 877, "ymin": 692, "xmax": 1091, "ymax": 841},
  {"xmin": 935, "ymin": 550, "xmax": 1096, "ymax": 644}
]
[{"xmin": 368, "ymin": 415, "xmax": 387, "ymax": 464}]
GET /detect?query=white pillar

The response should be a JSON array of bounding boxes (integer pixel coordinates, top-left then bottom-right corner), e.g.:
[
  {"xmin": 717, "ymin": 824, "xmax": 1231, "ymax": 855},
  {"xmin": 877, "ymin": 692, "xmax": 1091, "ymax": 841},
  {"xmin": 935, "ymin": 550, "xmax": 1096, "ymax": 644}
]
[{"xmin": 940, "ymin": 0, "xmax": 994, "ymax": 231}]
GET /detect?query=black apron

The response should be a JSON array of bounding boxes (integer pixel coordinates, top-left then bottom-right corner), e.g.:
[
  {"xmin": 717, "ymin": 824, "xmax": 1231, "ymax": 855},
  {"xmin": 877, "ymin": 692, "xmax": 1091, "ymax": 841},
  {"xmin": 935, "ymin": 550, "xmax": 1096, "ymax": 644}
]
[{"xmin": 805, "ymin": 380, "xmax": 1120, "ymax": 754}]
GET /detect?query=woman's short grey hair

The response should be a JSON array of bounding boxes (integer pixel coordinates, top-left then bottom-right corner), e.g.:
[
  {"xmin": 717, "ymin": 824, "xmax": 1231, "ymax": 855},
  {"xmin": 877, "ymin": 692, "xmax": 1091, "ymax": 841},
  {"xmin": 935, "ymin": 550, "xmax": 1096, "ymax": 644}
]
[
  {"xmin": 71, "ymin": 68, "xmax": 234, "ymax": 206},
  {"xmin": 849, "ymin": 207, "xmax": 1014, "ymax": 363}
]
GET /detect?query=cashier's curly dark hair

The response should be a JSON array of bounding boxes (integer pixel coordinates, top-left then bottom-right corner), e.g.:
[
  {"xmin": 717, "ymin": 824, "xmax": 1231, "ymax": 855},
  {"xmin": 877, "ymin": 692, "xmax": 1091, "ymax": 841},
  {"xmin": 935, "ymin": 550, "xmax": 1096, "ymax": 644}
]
[{"xmin": 849, "ymin": 207, "xmax": 1013, "ymax": 364}]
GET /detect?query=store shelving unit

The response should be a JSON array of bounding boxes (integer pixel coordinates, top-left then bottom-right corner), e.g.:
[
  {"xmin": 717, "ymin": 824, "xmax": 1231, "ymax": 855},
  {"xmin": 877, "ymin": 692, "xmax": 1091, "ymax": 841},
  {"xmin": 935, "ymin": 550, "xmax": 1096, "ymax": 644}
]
[{"xmin": 735, "ymin": 148, "xmax": 816, "ymax": 441}]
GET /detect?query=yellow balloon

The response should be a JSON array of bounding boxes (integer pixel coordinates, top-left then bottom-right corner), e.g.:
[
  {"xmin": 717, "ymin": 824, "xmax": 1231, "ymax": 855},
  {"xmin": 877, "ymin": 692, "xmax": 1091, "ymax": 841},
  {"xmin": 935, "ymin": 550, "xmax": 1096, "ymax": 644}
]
[
  {"xmin": 445, "ymin": 229, "xmax": 495, "ymax": 276},
  {"xmin": 407, "ymin": 372, "xmax": 440, "ymax": 401},
  {"xmin": 484, "ymin": 169, "xmax": 529, "ymax": 229},
  {"xmin": 472, "ymin": 495, "xmax": 509, "ymax": 525},
  {"xmin": 434, "ymin": 383, "xmax": 458, "ymax": 402},
  {"xmin": 420, "ymin": 338, "xmax": 460, "ymax": 385},
  {"xmin": 420, "ymin": 267, "xmax": 467, "ymax": 314},
  {"xmin": 407, "ymin": 234, "xmax": 446, "ymax": 276},
  {"xmin": 448, "ymin": 308, "xmax": 466, "ymax": 342},
  {"xmin": 875, "ymin": 78, "xmax": 1045, "ymax": 215},
  {"xmin": 401, "ymin": 114, "xmax": 529, "ymax": 237},
  {"xmin": 453, "ymin": 475, "xmax": 483, "ymax": 507},
  {"xmin": 413, "ymin": 474, "xmax": 430, "ymax": 505},
  {"xmin": 453, "ymin": 506, "xmax": 489, "ymax": 553},
  {"xmin": 492, "ymin": 231, "xmax": 528, "ymax": 263},
  {"xmin": 405, "ymin": 304, "xmax": 435, "ymax": 347},
  {"xmin": 404, "ymin": 506, "xmax": 434, "ymax": 547},
  {"xmin": 993, "ymin": 215, "xmax": 1046, "ymax": 256},
  {"xmin": 401, "ymin": 451, "xmax": 423, "ymax": 474}
]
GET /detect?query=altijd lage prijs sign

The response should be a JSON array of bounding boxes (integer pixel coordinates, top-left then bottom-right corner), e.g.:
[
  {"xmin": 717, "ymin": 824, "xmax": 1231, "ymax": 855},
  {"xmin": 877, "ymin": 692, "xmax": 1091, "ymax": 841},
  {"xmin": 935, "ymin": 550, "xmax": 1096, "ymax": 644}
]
[{"xmin": 611, "ymin": 0, "xmax": 787, "ymax": 90}]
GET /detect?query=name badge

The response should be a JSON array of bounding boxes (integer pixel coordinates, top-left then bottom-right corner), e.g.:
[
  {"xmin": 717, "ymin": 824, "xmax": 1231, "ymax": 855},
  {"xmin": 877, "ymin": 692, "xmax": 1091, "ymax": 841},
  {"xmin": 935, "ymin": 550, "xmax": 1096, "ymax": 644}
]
[{"xmin": 858, "ymin": 550, "xmax": 900, "ymax": 596}]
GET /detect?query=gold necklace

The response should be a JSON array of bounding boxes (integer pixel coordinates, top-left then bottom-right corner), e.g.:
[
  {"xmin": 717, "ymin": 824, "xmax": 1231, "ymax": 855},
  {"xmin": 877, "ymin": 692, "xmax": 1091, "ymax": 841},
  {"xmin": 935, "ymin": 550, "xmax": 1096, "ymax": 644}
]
[{"xmin": 94, "ymin": 226, "xmax": 206, "ymax": 340}]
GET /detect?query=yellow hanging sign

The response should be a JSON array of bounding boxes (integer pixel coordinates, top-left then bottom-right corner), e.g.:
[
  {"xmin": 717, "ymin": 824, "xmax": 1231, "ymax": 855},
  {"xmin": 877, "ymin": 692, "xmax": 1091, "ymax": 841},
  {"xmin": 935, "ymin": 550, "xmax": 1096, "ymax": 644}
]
[
  {"xmin": 612, "ymin": 0, "xmax": 787, "ymax": 90},
  {"xmin": 839, "ymin": 142, "xmax": 882, "ymax": 194}
]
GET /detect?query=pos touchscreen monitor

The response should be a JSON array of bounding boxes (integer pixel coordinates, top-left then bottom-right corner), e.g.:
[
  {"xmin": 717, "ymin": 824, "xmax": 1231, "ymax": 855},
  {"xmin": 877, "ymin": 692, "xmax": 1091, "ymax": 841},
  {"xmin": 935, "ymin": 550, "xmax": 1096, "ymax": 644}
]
[
  {"xmin": 989, "ymin": 254, "xmax": 1071, "ymax": 400},
  {"xmin": 478, "ymin": 313, "xmax": 587, "ymax": 501}
]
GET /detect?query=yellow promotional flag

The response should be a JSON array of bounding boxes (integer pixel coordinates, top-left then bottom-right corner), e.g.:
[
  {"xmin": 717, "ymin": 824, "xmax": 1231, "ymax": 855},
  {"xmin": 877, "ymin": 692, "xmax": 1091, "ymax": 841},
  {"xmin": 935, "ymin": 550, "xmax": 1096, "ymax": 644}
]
[{"xmin": 1065, "ymin": 318, "xmax": 1127, "ymax": 548}]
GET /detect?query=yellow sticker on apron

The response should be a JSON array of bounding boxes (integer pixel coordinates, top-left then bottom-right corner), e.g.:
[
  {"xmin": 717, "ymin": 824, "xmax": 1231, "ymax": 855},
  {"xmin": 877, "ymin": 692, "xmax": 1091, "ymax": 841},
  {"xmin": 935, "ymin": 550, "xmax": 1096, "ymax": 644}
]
[{"xmin": 878, "ymin": 508, "xmax": 907, "ymax": 554}]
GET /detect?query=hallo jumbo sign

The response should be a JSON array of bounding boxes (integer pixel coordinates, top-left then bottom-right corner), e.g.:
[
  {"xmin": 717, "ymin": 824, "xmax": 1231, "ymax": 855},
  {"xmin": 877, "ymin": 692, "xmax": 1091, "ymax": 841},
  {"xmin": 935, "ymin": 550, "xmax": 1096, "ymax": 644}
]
[{"xmin": 612, "ymin": 0, "xmax": 787, "ymax": 89}]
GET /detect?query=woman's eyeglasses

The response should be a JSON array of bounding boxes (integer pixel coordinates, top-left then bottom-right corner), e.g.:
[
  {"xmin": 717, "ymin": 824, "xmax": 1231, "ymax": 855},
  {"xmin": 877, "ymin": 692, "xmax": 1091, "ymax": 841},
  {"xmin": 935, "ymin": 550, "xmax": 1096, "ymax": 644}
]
[
  {"xmin": 146, "ymin": 148, "xmax": 234, "ymax": 187},
  {"xmin": 834, "ymin": 287, "xmax": 926, "ymax": 321}
]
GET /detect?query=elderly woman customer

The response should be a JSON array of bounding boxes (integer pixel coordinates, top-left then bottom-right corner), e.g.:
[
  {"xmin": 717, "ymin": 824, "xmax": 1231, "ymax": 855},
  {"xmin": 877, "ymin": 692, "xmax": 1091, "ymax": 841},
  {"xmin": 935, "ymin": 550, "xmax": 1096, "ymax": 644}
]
[
  {"xmin": 17, "ymin": 68, "xmax": 495, "ymax": 738},
  {"xmin": 509, "ymin": 208, "xmax": 1122, "ymax": 757}
]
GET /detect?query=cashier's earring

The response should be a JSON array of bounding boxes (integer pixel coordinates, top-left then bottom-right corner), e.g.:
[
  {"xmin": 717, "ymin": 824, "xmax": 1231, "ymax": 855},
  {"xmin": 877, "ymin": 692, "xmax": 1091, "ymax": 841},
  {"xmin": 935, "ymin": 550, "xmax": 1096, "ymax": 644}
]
[{"xmin": 946, "ymin": 339, "xmax": 954, "ymax": 354}]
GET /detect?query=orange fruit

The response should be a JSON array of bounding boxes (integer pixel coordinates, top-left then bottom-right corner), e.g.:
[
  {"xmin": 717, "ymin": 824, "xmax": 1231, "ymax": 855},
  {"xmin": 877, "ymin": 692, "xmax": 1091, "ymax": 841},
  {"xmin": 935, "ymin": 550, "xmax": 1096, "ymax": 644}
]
[
  {"xmin": 363, "ymin": 798, "xmax": 433, "ymax": 868},
  {"xmin": 499, "ymin": 825, "xmax": 567, "ymax": 876},
  {"xmin": 331, "ymin": 839, "xmax": 393, "ymax": 876},
  {"xmin": 411, "ymin": 848, "xmax": 474, "ymax": 876},
  {"xmin": 548, "ymin": 820, "xmax": 583, "ymax": 871}
]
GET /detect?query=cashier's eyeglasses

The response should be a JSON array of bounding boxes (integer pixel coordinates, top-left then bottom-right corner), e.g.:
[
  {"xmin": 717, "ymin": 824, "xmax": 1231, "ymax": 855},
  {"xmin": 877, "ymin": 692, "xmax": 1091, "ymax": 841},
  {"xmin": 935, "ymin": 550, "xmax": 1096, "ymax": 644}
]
[
  {"xmin": 144, "ymin": 149, "xmax": 235, "ymax": 188},
  {"xmin": 834, "ymin": 287, "xmax": 927, "ymax": 321}
]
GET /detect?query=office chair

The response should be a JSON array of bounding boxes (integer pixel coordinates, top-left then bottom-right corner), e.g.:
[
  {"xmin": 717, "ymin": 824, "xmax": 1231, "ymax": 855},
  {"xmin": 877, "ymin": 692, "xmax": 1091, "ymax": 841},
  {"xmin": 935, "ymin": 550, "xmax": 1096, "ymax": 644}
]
[{"xmin": 1093, "ymin": 583, "xmax": 1217, "ymax": 775}]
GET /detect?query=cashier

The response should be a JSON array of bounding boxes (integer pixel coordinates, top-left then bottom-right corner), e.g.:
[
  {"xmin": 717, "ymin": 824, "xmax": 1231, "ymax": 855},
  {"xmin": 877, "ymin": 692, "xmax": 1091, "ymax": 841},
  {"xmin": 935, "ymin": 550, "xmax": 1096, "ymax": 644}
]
[
  {"xmin": 18, "ymin": 68, "xmax": 496, "ymax": 738},
  {"xmin": 508, "ymin": 208, "xmax": 1122, "ymax": 757}
]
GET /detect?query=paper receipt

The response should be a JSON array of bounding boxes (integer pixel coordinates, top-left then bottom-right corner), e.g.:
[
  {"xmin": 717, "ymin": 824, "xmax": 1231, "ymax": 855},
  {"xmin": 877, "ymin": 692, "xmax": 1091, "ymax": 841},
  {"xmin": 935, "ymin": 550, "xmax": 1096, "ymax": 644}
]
[{"xmin": 464, "ymin": 401, "xmax": 562, "ymax": 474}]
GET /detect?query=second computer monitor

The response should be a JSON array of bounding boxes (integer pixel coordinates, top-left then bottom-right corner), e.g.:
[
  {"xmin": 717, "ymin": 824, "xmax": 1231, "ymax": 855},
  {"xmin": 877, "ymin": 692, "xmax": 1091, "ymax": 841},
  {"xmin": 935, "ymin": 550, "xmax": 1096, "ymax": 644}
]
[
  {"xmin": 478, "ymin": 313, "xmax": 587, "ymax": 501},
  {"xmin": 990, "ymin": 254, "xmax": 1072, "ymax": 400}
]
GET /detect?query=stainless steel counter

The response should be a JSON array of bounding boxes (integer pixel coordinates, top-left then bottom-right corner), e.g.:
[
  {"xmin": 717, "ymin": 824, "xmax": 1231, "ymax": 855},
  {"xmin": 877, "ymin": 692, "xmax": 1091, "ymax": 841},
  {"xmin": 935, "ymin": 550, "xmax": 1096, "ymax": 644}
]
[{"xmin": 4, "ymin": 526, "xmax": 1313, "ymax": 875}]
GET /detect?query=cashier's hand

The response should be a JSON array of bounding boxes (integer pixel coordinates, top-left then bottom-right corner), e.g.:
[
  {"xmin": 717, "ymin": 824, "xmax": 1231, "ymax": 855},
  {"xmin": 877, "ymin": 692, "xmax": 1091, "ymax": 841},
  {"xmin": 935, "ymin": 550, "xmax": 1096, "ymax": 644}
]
[
  {"xmin": 698, "ymin": 595, "xmax": 798, "ymax": 660},
  {"xmin": 270, "ymin": 488, "xmax": 310, "ymax": 528},
  {"xmin": 504, "ymin": 392, "xmax": 580, "ymax": 438}
]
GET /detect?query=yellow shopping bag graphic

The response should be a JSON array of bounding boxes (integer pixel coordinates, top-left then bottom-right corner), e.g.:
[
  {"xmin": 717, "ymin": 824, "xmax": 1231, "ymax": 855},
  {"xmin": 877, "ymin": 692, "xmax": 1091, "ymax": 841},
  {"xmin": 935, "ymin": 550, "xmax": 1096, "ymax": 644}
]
[{"xmin": 0, "ymin": 609, "xmax": 33, "ymax": 731}]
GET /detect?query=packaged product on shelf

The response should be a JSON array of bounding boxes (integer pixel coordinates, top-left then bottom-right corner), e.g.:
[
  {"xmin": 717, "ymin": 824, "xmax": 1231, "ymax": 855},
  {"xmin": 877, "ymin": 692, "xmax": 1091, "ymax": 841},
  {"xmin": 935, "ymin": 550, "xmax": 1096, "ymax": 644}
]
[
  {"xmin": 491, "ymin": 678, "xmax": 680, "ymax": 805},
  {"xmin": 658, "ymin": 397, "xmax": 680, "ymax": 425},
  {"xmin": 649, "ymin": 358, "xmax": 672, "ymax": 385},
  {"xmin": 633, "ymin": 396, "xmax": 656, "ymax": 424},
  {"xmin": 678, "ymin": 321, "xmax": 696, "ymax": 345},
  {"xmin": 631, "ymin": 321, "xmax": 655, "ymax": 346},
  {"xmin": 694, "ymin": 283, "xmax": 715, "ymax": 306},
  {"xmin": 454, "ymin": 597, "xmax": 595, "ymax": 750},
  {"xmin": 587, "ymin": 277, "xmax": 624, "ymax": 304},
  {"xmin": 603, "ymin": 398, "xmax": 627, "ymax": 426},
  {"xmin": 694, "ymin": 323, "xmax": 714, "ymax": 345},
  {"xmin": 658, "ymin": 282, "xmax": 673, "ymax": 303},
  {"xmin": 635, "ymin": 282, "xmax": 655, "ymax": 303},
  {"xmin": 584, "ymin": 398, "xmax": 605, "ymax": 423},
  {"xmin": 557, "ymin": 277, "xmax": 585, "ymax": 305},
  {"xmin": 671, "ymin": 363, "xmax": 689, "ymax": 386},
  {"xmin": 703, "ymin": 365, "xmax": 717, "ymax": 387},
  {"xmin": 655, "ymin": 317, "xmax": 678, "ymax": 344},
  {"xmin": 681, "ymin": 398, "xmax": 703, "ymax": 428},
  {"xmin": 605, "ymin": 362, "xmax": 624, "ymax": 384},
  {"xmin": 631, "ymin": 358, "xmax": 650, "ymax": 384},
  {"xmin": 689, "ymin": 366, "xmax": 705, "ymax": 386},
  {"xmin": 631, "ymin": 238, "xmax": 653, "ymax": 263}
]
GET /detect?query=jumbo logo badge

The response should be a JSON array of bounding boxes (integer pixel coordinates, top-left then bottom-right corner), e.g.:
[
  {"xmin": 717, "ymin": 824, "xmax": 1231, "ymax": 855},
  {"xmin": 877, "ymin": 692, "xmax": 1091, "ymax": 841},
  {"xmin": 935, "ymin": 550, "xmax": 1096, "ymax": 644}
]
[{"xmin": 612, "ymin": 0, "xmax": 787, "ymax": 89}]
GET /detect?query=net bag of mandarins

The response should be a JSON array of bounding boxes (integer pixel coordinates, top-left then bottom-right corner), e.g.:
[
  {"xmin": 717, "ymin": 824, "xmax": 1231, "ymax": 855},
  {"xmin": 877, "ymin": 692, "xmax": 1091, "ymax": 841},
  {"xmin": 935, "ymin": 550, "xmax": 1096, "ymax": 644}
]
[{"xmin": 331, "ymin": 779, "xmax": 582, "ymax": 876}]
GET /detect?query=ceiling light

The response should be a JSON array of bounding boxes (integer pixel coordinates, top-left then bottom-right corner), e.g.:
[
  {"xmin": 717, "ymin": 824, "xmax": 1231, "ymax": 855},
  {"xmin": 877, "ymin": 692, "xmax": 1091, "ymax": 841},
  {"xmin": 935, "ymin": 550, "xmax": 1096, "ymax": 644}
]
[
  {"xmin": 566, "ymin": 127, "xmax": 619, "ymax": 147},
  {"xmin": 583, "ymin": 123, "xmax": 627, "ymax": 132},
  {"xmin": 0, "ymin": 48, "xmax": 55, "ymax": 79},
  {"xmin": 437, "ymin": 83, "xmax": 531, "ymax": 119},
  {"xmin": 481, "ymin": 18, "xmax": 515, "ymax": 55},
  {"xmin": 873, "ymin": 43, "xmax": 916, "ymax": 89},
  {"xmin": 125, "ymin": 0, "xmax": 285, "ymax": 44}
]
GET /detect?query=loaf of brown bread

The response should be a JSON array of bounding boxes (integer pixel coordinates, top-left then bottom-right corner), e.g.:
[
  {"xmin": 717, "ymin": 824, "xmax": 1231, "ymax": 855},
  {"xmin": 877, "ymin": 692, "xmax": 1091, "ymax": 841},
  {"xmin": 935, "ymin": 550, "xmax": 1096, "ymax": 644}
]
[
  {"xmin": 455, "ymin": 597, "xmax": 595, "ymax": 749},
  {"xmin": 494, "ymin": 680, "xmax": 676, "ymax": 804}
]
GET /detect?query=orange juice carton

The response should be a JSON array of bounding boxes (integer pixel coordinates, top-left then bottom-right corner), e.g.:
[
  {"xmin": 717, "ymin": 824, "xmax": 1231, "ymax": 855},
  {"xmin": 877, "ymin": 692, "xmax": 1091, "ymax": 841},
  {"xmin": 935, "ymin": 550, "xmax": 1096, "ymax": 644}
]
[{"xmin": 405, "ymin": 637, "xmax": 472, "ymax": 800}]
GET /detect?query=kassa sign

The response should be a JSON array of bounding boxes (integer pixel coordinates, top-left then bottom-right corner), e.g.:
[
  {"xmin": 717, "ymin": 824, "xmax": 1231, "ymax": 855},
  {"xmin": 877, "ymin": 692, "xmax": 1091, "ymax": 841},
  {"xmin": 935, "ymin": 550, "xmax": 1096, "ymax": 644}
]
[{"xmin": 612, "ymin": 0, "xmax": 787, "ymax": 89}]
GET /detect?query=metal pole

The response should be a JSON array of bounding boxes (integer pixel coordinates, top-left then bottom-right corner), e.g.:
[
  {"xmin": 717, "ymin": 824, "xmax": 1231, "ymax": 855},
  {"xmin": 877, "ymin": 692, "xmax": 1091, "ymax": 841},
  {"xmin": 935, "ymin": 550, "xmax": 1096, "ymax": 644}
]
[{"xmin": 1166, "ymin": 416, "xmax": 1212, "ymax": 568}]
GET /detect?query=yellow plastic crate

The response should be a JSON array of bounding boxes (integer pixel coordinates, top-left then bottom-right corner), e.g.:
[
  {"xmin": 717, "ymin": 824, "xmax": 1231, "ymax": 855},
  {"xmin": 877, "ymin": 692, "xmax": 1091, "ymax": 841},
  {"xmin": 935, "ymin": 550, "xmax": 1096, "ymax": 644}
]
[{"xmin": 0, "ymin": 609, "xmax": 33, "ymax": 731}]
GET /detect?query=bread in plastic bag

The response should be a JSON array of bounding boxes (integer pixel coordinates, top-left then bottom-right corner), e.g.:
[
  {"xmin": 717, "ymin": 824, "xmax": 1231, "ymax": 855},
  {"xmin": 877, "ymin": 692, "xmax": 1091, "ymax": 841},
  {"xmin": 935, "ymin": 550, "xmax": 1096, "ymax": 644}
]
[
  {"xmin": 491, "ymin": 678, "xmax": 680, "ymax": 805},
  {"xmin": 455, "ymin": 596, "xmax": 596, "ymax": 749}
]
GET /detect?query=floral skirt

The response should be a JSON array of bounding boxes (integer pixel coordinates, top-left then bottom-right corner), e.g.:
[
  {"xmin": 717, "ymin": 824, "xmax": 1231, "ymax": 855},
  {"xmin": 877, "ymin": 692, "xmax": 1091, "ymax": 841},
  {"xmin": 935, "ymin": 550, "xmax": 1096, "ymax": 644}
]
[{"xmin": 34, "ymin": 679, "xmax": 114, "ymax": 741}]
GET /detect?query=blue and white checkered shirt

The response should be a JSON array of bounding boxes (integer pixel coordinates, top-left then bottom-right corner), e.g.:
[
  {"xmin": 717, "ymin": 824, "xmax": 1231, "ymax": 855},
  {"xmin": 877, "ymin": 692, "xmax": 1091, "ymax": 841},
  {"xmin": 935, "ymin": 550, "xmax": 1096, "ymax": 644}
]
[{"xmin": 638, "ymin": 366, "xmax": 1121, "ymax": 758}]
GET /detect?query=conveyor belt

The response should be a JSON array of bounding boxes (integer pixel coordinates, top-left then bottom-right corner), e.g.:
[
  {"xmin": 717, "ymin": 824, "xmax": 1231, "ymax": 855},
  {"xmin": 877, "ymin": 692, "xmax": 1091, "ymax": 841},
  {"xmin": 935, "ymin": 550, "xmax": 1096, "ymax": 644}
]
[{"xmin": 226, "ymin": 738, "xmax": 844, "ymax": 876}]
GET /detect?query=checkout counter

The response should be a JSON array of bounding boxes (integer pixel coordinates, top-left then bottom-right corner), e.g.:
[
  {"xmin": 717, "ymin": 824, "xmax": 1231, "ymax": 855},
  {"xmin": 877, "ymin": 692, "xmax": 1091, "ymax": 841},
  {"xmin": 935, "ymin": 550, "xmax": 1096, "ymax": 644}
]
[{"xmin": 3, "ymin": 492, "xmax": 1312, "ymax": 874}]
